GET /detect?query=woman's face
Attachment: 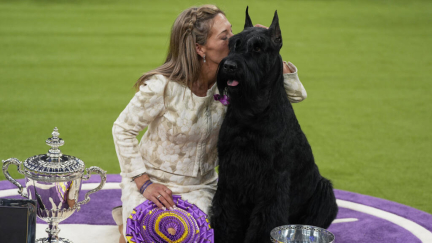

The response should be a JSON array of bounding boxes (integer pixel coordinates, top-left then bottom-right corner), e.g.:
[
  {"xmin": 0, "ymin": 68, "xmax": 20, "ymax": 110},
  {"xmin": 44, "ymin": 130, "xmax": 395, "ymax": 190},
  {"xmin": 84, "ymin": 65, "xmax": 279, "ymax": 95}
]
[{"xmin": 202, "ymin": 13, "xmax": 234, "ymax": 65}]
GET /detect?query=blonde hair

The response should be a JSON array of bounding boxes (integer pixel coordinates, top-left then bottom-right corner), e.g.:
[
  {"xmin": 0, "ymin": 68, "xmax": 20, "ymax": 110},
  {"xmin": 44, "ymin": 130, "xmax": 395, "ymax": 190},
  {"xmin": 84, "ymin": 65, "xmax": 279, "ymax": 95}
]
[{"xmin": 134, "ymin": 5, "xmax": 225, "ymax": 91}]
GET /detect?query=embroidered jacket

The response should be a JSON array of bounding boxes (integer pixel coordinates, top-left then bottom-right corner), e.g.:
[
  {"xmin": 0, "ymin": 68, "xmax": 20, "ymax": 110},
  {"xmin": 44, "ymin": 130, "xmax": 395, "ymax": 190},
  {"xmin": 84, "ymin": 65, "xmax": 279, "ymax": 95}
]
[{"xmin": 113, "ymin": 62, "xmax": 307, "ymax": 178}]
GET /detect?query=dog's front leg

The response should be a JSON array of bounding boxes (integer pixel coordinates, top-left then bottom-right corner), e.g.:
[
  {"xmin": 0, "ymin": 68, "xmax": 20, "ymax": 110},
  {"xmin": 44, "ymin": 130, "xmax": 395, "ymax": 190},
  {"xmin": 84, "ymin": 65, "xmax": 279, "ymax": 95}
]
[
  {"xmin": 243, "ymin": 199, "xmax": 290, "ymax": 243},
  {"xmin": 210, "ymin": 190, "xmax": 249, "ymax": 243}
]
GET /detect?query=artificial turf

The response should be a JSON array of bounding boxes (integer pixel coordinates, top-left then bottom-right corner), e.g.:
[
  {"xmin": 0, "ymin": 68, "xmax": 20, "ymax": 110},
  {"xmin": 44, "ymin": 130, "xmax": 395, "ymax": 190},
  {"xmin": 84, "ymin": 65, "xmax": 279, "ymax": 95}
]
[{"xmin": 0, "ymin": 0, "xmax": 431, "ymax": 214}]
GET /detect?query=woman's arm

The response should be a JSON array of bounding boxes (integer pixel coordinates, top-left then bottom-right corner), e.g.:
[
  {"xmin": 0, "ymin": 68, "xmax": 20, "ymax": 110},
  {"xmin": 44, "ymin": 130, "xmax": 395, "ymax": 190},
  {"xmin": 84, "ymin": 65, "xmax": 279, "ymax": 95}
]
[
  {"xmin": 282, "ymin": 61, "xmax": 307, "ymax": 103},
  {"xmin": 113, "ymin": 75, "xmax": 176, "ymax": 209},
  {"xmin": 112, "ymin": 75, "xmax": 166, "ymax": 179}
]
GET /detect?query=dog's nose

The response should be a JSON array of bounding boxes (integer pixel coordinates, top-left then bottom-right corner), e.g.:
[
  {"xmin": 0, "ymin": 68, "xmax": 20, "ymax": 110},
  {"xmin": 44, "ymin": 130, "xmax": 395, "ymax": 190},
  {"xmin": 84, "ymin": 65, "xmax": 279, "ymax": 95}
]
[{"xmin": 223, "ymin": 60, "xmax": 237, "ymax": 73}]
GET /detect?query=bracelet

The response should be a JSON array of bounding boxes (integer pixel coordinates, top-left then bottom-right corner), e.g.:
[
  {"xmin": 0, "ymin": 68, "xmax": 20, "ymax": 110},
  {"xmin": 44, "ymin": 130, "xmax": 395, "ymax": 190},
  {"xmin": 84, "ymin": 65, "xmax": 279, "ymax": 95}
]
[
  {"xmin": 140, "ymin": 181, "xmax": 152, "ymax": 194},
  {"xmin": 131, "ymin": 172, "xmax": 146, "ymax": 182},
  {"xmin": 139, "ymin": 180, "xmax": 153, "ymax": 194}
]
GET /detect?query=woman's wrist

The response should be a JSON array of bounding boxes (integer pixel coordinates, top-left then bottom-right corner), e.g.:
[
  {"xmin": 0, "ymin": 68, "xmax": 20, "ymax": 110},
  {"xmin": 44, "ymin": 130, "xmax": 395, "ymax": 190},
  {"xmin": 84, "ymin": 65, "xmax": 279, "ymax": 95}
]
[
  {"xmin": 131, "ymin": 172, "xmax": 146, "ymax": 182},
  {"xmin": 134, "ymin": 173, "xmax": 150, "ymax": 188},
  {"xmin": 139, "ymin": 180, "xmax": 153, "ymax": 194}
]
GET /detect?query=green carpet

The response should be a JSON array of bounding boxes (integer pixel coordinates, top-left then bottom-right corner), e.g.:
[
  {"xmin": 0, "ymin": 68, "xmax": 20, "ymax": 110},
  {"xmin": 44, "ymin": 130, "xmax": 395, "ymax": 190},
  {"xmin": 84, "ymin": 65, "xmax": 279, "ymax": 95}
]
[{"xmin": 1, "ymin": 0, "xmax": 431, "ymax": 214}]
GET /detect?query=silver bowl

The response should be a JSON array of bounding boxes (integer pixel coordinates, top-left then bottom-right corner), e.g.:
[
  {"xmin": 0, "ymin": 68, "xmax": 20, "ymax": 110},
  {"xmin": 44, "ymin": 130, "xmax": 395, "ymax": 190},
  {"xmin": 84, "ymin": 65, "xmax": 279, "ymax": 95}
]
[{"xmin": 270, "ymin": 225, "xmax": 335, "ymax": 243}]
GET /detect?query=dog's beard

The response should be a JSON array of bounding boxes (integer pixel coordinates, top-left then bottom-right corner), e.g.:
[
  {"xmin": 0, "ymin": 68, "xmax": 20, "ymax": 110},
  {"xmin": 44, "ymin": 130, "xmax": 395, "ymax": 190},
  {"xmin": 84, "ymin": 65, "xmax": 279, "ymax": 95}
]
[
  {"xmin": 218, "ymin": 62, "xmax": 267, "ymax": 103},
  {"xmin": 217, "ymin": 76, "xmax": 244, "ymax": 102},
  {"xmin": 217, "ymin": 59, "xmax": 244, "ymax": 98}
]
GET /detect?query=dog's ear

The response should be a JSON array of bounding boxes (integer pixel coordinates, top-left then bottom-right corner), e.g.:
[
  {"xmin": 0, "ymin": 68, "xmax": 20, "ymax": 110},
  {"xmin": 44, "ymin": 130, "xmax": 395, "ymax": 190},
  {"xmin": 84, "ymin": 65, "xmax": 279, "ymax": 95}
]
[
  {"xmin": 244, "ymin": 6, "xmax": 253, "ymax": 29},
  {"xmin": 269, "ymin": 10, "xmax": 282, "ymax": 48}
]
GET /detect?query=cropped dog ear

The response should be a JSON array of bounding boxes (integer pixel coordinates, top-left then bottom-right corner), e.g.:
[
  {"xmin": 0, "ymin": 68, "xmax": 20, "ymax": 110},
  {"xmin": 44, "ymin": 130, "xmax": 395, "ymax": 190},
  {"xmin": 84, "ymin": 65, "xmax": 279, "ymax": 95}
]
[
  {"xmin": 269, "ymin": 10, "xmax": 282, "ymax": 48},
  {"xmin": 244, "ymin": 6, "xmax": 253, "ymax": 29}
]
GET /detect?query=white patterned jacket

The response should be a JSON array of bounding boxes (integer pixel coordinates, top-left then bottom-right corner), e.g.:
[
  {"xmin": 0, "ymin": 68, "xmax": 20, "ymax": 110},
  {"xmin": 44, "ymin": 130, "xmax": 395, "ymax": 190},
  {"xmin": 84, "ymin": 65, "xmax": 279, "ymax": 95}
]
[{"xmin": 113, "ymin": 61, "xmax": 307, "ymax": 179}]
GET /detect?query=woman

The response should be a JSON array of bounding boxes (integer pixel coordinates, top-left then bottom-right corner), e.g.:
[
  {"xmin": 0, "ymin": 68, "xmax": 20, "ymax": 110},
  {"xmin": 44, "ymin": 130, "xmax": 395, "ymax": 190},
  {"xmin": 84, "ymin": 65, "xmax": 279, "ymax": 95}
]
[{"xmin": 112, "ymin": 4, "xmax": 307, "ymax": 242}]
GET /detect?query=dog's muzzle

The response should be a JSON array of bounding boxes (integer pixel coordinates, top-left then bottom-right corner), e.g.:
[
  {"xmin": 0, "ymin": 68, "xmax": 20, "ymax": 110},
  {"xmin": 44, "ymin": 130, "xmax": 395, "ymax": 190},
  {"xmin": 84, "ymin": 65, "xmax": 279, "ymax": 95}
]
[
  {"xmin": 222, "ymin": 60, "xmax": 240, "ymax": 87},
  {"xmin": 223, "ymin": 60, "xmax": 237, "ymax": 73}
]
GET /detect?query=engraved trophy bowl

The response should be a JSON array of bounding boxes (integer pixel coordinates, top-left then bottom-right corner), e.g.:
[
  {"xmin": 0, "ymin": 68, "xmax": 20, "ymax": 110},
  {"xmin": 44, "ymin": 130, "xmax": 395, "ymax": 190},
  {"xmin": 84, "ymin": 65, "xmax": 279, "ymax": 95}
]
[
  {"xmin": 270, "ymin": 225, "xmax": 335, "ymax": 243},
  {"xmin": 2, "ymin": 127, "xmax": 107, "ymax": 243}
]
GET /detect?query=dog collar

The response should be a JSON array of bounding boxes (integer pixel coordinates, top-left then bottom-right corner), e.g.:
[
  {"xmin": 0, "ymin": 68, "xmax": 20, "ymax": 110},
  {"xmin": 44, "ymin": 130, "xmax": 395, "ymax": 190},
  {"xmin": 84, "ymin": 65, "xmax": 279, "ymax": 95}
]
[{"xmin": 214, "ymin": 94, "xmax": 229, "ymax": 105}]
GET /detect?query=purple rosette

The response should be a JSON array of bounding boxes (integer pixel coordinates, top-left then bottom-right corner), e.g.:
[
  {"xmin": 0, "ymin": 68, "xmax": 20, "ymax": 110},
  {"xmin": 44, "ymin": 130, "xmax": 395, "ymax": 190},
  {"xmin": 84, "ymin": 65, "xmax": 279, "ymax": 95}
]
[
  {"xmin": 213, "ymin": 94, "xmax": 229, "ymax": 106},
  {"xmin": 126, "ymin": 195, "xmax": 214, "ymax": 243}
]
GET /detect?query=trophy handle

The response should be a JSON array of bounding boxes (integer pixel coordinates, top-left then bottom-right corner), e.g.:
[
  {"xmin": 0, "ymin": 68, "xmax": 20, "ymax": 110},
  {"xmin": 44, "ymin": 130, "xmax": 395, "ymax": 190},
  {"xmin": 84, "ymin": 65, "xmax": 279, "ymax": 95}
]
[
  {"xmin": 2, "ymin": 158, "xmax": 28, "ymax": 198},
  {"xmin": 76, "ymin": 166, "xmax": 106, "ymax": 209}
]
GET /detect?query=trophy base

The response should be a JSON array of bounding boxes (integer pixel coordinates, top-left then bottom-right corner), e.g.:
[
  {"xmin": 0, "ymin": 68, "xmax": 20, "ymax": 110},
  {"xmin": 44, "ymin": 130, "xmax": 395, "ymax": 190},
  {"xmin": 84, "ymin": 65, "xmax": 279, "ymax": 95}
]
[{"xmin": 36, "ymin": 237, "xmax": 73, "ymax": 243}]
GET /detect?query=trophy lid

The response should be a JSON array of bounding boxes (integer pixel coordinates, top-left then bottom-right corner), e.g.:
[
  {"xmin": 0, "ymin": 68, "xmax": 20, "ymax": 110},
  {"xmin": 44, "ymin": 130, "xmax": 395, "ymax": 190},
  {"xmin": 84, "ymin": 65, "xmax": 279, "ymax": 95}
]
[{"xmin": 22, "ymin": 127, "xmax": 85, "ymax": 182}]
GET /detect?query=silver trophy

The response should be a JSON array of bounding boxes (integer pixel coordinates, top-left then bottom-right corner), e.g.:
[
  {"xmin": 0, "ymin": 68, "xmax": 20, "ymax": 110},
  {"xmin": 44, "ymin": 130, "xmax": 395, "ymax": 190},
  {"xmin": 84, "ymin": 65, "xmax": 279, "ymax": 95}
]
[
  {"xmin": 2, "ymin": 128, "xmax": 107, "ymax": 243},
  {"xmin": 270, "ymin": 225, "xmax": 335, "ymax": 243}
]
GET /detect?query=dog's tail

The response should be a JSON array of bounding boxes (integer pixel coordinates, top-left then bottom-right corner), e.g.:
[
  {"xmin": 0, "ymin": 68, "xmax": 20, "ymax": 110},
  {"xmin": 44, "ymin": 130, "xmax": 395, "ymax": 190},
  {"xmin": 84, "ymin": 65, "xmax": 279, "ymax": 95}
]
[{"xmin": 298, "ymin": 177, "xmax": 338, "ymax": 229}]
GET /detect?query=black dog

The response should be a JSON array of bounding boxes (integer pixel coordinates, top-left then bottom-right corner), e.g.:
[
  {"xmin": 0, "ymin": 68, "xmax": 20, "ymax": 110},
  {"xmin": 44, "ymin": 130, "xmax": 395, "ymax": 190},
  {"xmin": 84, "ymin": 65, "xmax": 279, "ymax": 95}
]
[{"xmin": 210, "ymin": 8, "xmax": 338, "ymax": 243}]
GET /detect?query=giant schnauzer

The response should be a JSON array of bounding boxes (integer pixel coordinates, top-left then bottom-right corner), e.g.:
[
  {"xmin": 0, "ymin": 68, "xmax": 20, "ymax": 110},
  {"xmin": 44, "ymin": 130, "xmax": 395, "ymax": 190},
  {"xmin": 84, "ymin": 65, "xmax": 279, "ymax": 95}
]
[{"xmin": 210, "ymin": 7, "xmax": 338, "ymax": 243}]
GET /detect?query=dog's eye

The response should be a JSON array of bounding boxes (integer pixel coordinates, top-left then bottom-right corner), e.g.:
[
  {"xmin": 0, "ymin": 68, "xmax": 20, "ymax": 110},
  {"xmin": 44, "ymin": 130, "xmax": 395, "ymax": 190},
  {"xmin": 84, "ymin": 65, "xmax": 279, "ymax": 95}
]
[
  {"xmin": 253, "ymin": 46, "xmax": 261, "ymax": 52},
  {"xmin": 234, "ymin": 39, "xmax": 241, "ymax": 51}
]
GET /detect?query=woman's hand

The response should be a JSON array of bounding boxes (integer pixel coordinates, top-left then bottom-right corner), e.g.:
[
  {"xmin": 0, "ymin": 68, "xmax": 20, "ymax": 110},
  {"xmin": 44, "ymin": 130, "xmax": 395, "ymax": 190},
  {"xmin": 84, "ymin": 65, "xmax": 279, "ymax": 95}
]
[
  {"xmin": 143, "ymin": 183, "xmax": 175, "ymax": 210},
  {"xmin": 254, "ymin": 24, "xmax": 268, "ymax": 29},
  {"xmin": 283, "ymin": 61, "xmax": 292, "ymax": 74},
  {"xmin": 134, "ymin": 174, "xmax": 175, "ymax": 210}
]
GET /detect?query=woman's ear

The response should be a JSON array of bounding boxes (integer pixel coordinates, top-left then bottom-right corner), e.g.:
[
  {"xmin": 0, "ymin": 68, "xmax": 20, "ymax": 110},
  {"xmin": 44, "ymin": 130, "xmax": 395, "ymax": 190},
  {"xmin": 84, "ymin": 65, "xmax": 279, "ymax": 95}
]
[{"xmin": 195, "ymin": 43, "xmax": 206, "ymax": 58}]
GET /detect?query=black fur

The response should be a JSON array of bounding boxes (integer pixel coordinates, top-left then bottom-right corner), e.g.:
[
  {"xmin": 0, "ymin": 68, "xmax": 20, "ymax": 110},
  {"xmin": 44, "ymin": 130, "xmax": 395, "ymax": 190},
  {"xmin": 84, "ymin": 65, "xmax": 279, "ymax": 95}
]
[{"xmin": 210, "ymin": 8, "xmax": 338, "ymax": 243}]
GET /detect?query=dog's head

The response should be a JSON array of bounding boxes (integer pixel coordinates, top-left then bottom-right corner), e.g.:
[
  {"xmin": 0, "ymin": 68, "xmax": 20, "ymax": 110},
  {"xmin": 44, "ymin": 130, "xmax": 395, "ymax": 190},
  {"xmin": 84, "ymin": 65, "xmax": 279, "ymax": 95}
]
[{"xmin": 217, "ymin": 7, "xmax": 284, "ymax": 109}]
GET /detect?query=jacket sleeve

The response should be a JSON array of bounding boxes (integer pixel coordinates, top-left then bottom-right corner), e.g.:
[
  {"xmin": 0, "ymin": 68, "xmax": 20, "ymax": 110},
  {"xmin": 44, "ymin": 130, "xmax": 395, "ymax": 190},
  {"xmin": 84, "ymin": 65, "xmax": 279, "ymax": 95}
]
[
  {"xmin": 112, "ymin": 75, "xmax": 166, "ymax": 178},
  {"xmin": 283, "ymin": 61, "xmax": 307, "ymax": 103}
]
